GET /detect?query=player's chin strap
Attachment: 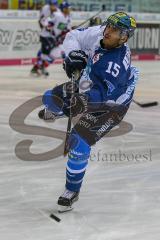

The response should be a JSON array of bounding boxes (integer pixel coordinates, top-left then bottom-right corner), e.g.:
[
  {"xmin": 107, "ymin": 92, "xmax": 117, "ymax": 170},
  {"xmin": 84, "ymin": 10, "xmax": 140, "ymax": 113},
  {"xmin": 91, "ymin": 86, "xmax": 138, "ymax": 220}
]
[{"xmin": 64, "ymin": 70, "xmax": 81, "ymax": 156}]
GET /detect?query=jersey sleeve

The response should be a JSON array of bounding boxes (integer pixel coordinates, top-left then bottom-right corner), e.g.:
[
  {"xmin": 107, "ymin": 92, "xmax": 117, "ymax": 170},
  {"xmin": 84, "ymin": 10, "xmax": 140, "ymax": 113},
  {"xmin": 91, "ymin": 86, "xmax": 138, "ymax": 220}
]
[
  {"xmin": 39, "ymin": 5, "xmax": 49, "ymax": 19},
  {"xmin": 39, "ymin": 6, "xmax": 44, "ymax": 19},
  {"xmin": 63, "ymin": 26, "xmax": 103, "ymax": 56},
  {"xmin": 39, "ymin": 6, "xmax": 46, "ymax": 28},
  {"xmin": 39, "ymin": 6, "xmax": 49, "ymax": 27},
  {"xmin": 106, "ymin": 66, "xmax": 139, "ymax": 106}
]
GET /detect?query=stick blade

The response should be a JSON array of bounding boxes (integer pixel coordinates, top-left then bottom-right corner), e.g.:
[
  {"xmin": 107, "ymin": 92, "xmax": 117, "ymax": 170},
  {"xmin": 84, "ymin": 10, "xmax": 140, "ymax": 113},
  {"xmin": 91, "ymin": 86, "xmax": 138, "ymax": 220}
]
[{"xmin": 140, "ymin": 101, "xmax": 158, "ymax": 107}]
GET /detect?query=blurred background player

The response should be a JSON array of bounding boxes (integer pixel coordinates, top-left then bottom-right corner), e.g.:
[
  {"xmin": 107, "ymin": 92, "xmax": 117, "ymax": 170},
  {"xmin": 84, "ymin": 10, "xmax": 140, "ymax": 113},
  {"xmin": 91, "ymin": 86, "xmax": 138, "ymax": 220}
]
[
  {"xmin": 31, "ymin": 0, "xmax": 59, "ymax": 76},
  {"xmin": 39, "ymin": 0, "xmax": 59, "ymax": 29},
  {"xmin": 31, "ymin": 1, "xmax": 71, "ymax": 76},
  {"xmin": 89, "ymin": 16, "xmax": 102, "ymax": 26},
  {"xmin": 50, "ymin": 2, "xmax": 72, "ymax": 61},
  {"xmin": 39, "ymin": 12, "xmax": 139, "ymax": 212}
]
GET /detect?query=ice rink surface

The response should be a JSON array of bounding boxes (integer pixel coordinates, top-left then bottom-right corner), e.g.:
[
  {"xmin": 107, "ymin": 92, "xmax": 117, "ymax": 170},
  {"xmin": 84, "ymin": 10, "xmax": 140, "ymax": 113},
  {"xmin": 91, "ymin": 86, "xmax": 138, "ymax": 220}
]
[{"xmin": 0, "ymin": 61, "xmax": 160, "ymax": 240}]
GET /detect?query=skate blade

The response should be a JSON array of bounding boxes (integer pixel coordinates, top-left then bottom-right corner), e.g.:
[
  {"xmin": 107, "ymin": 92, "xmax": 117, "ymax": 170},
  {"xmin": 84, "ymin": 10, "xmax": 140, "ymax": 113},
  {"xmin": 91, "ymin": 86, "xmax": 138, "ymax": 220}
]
[{"xmin": 58, "ymin": 205, "xmax": 73, "ymax": 213}]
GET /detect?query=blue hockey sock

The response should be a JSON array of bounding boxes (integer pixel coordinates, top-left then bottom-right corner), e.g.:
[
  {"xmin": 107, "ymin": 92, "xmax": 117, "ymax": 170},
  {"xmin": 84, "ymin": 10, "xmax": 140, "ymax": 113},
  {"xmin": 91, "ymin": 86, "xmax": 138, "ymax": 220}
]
[
  {"xmin": 42, "ymin": 89, "xmax": 64, "ymax": 115},
  {"xmin": 66, "ymin": 131, "xmax": 91, "ymax": 192}
]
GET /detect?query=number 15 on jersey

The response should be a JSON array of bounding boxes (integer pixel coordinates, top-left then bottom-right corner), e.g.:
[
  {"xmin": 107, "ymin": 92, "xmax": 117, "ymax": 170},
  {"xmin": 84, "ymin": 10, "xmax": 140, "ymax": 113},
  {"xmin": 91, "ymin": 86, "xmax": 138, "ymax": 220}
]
[{"xmin": 106, "ymin": 61, "xmax": 120, "ymax": 77}]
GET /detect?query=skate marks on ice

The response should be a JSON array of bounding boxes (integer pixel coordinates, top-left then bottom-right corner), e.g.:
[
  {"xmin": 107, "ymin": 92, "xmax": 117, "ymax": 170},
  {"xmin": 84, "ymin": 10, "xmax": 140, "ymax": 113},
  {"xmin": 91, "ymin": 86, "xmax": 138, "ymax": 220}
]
[{"xmin": 1, "ymin": 62, "xmax": 160, "ymax": 240}]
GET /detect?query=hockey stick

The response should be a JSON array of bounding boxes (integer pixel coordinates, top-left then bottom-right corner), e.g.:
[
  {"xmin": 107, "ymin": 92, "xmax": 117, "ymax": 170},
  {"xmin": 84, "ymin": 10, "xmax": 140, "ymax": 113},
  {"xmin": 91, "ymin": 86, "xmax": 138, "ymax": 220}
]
[
  {"xmin": 133, "ymin": 99, "xmax": 158, "ymax": 108},
  {"xmin": 64, "ymin": 70, "xmax": 80, "ymax": 156},
  {"xmin": 76, "ymin": 9, "xmax": 103, "ymax": 28}
]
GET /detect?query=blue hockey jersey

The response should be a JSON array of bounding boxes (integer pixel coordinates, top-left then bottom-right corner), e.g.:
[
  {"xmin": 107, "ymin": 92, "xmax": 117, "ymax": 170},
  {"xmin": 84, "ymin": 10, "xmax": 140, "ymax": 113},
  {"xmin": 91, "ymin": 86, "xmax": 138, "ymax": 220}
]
[{"xmin": 63, "ymin": 26, "xmax": 139, "ymax": 106}]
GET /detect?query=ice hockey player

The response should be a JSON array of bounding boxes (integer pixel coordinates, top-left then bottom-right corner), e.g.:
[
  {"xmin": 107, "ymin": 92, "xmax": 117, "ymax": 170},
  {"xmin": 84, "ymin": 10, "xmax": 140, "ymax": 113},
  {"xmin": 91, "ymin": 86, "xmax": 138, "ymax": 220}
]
[
  {"xmin": 38, "ymin": 0, "xmax": 59, "ymax": 29},
  {"xmin": 49, "ymin": 1, "xmax": 72, "ymax": 61},
  {"xmin": 31, "ymin": 1, "xmax": 71, "ymax": 76},
  {"xmin": 39, "ymin": 12, "xmax": 139, "ymax": 212}
]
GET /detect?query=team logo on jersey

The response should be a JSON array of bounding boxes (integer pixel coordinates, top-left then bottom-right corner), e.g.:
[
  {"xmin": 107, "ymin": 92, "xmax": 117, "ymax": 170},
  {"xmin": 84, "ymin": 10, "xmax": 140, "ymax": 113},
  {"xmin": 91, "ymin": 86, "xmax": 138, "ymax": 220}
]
[
  {"xmin": 77, "ymin": 27, "xmax": 88, "ymax": 31},
  {"xmin": 92, "ymin": 53, "xmax": 103, "ymax": 64},
  {"xmin": 57, "ymin": 22, "xmax": 67, "ymax": 30},
  {"xmin": 104, "ymin": 79, "xmax": 115, "ymax": 95}
]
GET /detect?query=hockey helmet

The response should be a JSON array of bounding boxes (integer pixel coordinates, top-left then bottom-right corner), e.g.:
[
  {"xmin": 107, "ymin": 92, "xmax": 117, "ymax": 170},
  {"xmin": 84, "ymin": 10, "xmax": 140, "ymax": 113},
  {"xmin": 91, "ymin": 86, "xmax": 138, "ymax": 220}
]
[
  {"xmin": 48, "ymin": 0, "xmax": 58, "ymax": 5},
  {"xmin": 102, "ymin": 12, "xmax": 136, "ymax": 38},
  {"xmin": 59, "ymin": 1, "xmax": 71, "ymax": 11}
]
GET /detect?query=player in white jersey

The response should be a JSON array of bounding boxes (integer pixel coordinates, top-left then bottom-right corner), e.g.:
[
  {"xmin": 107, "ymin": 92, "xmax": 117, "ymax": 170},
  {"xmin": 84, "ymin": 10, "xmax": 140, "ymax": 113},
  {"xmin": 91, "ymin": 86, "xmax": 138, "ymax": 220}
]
[
  {"xmin": 48, "ymin": 1, "xmax": 72, "ymax": 63},
  {"xmin": 31, "ymin": 1, "xmax": 71, "ymax": 76},
  {"xmin": 39, "ymin": 0, "xmax": 59, "ymax": 28}
]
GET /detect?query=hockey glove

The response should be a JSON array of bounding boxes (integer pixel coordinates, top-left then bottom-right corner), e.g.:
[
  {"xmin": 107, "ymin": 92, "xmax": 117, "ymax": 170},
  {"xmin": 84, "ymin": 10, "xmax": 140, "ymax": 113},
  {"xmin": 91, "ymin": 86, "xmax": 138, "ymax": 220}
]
[
  {"xmin": 67, "ymin": 93, "xmax": 88, "ymax": 117},
  {"xmin": 62, "ymin": 81, "xmax": 79, "ymax": 99},
  {"xmin": 45, "ymin": 17, "xmax": 55, "ymax": 31},
  {"xmin": 63, "ymin": 50, "xmax": 88, "ymax": 78},
  {"xmin": 56, "ymin": 29, "xmax": 70, "ymax": 45}
]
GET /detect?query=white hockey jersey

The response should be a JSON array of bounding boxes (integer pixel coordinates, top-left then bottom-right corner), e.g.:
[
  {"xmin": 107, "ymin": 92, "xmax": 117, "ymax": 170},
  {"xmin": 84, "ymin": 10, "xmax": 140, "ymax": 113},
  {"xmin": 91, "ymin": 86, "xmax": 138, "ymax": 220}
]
[
  {"xmin": 40, "ymin": 5, "xmax": 71, "ymax": 39},
  {"xmin": 63, "ymin": 26, "xmax": 104, "ymax": 58},
  {"xmin": 39, "ymin": 4, "xmax": 60, "ymax": 22}
]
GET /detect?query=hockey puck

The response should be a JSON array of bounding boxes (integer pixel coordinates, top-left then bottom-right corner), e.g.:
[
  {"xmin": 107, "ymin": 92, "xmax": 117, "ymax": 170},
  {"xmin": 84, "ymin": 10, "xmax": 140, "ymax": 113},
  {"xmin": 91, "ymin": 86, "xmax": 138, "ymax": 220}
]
[{"xmin": 50, "ymin": 213, "xmax": 61, "ymax": 222}]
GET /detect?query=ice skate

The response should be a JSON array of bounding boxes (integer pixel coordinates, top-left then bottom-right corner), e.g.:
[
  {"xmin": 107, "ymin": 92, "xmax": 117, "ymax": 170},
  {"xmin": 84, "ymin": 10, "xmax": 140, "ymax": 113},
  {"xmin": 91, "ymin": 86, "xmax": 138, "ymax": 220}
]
[
  {"xmin": 38, "ymin": 108, "xmax": 64, "ymax": 121},
  {"xmin": 38, "ymin": 108, "xmax": 57, "ymax": 121},
  {"xmin": 30, "ymin": 65, "xmax": 41, "ymax": 76},
  {"xmin": 57, "ymin": 189, "xmax": 79, "ymax": 213},
  {"xmin": 41, "ymin": 65, "xmax": 49, "ymax": 76}
]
